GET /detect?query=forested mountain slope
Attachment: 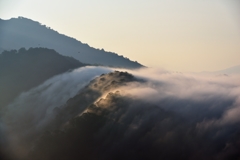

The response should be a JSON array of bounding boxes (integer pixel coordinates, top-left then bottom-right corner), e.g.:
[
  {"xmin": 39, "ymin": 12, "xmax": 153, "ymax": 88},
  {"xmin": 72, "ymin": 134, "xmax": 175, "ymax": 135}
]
[{"xmin": 0, "ymin": 17, "xmax": 143, "ymax": 68}]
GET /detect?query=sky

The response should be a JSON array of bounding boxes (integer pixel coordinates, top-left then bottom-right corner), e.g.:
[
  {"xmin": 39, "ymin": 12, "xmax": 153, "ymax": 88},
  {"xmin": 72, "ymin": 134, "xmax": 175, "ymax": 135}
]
[{"xmin": 0, "ymin": 0, "xmax": 240, "ymax": 72}]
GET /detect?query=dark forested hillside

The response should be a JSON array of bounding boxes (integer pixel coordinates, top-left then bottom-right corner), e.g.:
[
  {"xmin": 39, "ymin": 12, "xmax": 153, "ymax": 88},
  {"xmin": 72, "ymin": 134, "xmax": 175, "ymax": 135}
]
[
  {"xmin": 1, "ymin": 70, "xmax": 239, "ymax": 160},
  {"xmin": 28, "ymin": 93, "xmax": 182, "ymax": 160},
  {"xmin": 0, "ymin": 17, "xmax": 143, "ymax": 68},
  {"xmin": 0, "ymin": 47, "xmax": 85, "ymax": 109},
  {"xmin": 23, "ymin": 71, "xmax": 240, "ymax": 160}
]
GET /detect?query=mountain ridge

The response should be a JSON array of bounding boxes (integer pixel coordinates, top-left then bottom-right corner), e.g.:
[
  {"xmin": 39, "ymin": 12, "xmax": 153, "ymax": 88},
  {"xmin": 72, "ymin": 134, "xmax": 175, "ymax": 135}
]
[
  {"xmin": 0, "ymin": 17, "xmax": 143, "ymax": 69},
  {"xmin": 1, "ymin": 69, "xmax": 240, "ymax": 160}
]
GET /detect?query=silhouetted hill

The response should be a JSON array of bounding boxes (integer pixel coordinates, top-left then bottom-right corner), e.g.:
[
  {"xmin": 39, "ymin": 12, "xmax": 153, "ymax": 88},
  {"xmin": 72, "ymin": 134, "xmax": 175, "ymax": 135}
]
[
  {"xmin": 0, "ymin": 47, "xmax": 85, "ymax": 109},
  {"xmin": 0, "ymin": 17, "xmax": 143, "ymax": 69}
]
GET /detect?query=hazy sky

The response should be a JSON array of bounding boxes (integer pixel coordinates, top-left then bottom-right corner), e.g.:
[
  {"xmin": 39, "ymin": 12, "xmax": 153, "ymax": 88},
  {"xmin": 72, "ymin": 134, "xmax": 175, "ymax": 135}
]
[{"xmin": 0, "ymin": 0, "xmax": 240, "ymax": 72}]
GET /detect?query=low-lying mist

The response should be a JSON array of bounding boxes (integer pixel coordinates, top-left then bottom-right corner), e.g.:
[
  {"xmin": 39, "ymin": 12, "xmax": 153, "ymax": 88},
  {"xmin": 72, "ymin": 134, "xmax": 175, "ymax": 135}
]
[
  {"xmin": 83, "ymin": 68, "xmax": 240, "ymax": 159},
  {"xmin": 1, "ymin": 67, "xmax": 240, "ymax": 160},
  {"xmin": 120, "ymin": 68, "xmax": 240, "ymax": 125}
]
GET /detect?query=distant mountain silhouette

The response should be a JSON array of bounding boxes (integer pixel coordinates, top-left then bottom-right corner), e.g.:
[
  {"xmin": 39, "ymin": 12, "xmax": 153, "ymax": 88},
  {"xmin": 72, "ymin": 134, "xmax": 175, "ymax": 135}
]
[
  {"xmin": 0, "ymin": 17, "xmax": 143, "ymax": 68},
  {"xmin": 200, "ymin": 65, "xmax": 240, "ymax": 75},
  {"xmin": 0, "ymin": 47, "xmax": 85, "ymax": 109},
  {"xmin": 214, "ymin": 65, "xmax": 240, "ymax": 75}
]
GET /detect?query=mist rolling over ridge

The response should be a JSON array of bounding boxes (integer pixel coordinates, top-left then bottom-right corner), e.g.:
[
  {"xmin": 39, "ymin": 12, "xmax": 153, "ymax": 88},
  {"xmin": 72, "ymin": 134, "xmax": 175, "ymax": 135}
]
[
  {"xmin": 1, "ymin": 65, "xmax": 240, "ymax": 160},
  {"xmin": 0, "ymin": 2, "xmax": 240, "ymax": 158}
]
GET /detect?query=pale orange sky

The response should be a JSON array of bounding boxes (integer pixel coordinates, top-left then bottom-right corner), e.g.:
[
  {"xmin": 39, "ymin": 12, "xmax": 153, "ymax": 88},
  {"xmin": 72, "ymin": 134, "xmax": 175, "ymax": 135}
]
[{"xmin": 0, "ymin": 0, "xmax": 240, "ymax": 72}]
